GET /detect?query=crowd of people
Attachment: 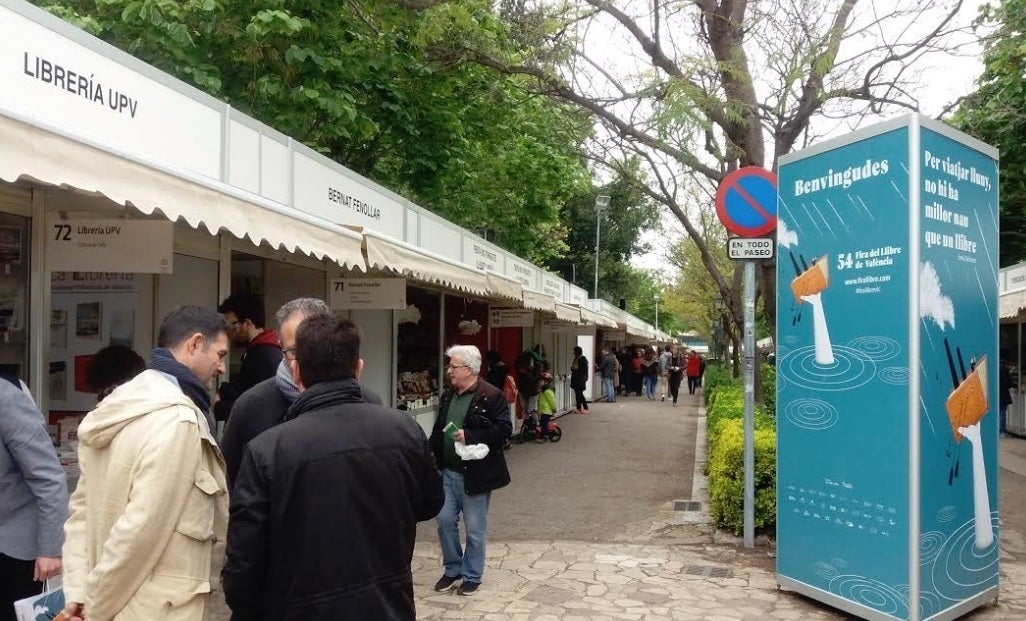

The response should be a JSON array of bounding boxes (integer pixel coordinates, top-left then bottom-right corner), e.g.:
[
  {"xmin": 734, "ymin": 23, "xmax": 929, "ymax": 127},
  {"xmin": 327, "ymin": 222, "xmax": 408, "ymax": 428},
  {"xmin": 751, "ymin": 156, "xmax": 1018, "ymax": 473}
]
[
  {"xmin": 1, "ymin": 293, "xmax": 702, "ymax": 620},
  {"xmin": 597, "ymin": 344, "xmax": 706, "ymax": 406},
  {"xmin": 0, "ymin": 296, "xmax": 512, "ymax": 621}
]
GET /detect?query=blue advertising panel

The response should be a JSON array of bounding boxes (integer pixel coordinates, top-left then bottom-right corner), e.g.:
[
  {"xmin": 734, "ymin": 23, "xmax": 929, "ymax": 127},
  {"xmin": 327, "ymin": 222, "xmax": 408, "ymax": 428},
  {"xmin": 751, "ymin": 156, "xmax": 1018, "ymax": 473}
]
[
  {"xmin": 777, "ymin": 125, "xmax": 914, "ymax": 618},
  {"xmin": 916, "ymin": 126, "xmax": 999, "ymax": 619},
  {"xmin": 777, "ymin": 116, "xmax": 999, "ymax": 621}
]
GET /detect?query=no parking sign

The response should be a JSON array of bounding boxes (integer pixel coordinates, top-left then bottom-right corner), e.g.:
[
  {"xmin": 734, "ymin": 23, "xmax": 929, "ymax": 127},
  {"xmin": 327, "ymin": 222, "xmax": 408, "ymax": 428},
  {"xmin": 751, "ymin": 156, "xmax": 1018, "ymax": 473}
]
[{"xmin": 715, "ymin": 166, "xmax": 778, "ymax": 237}]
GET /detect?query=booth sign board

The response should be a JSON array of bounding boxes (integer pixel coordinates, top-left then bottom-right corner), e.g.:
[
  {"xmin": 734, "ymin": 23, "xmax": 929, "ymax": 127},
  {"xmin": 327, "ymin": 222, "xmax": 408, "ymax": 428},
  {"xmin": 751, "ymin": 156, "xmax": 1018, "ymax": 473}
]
[
  {"xmin": 490, "ymin": 308, "xmax": 535, "ymax": 328},
  {"xmin": 329, "ymin": 277, "xmax": 406, "ymax": 310},
  {"xmin": 776, "ymin": 115, "xmax": 999, "ymax": 621},
  {"xmin": 46, "ymin": 217, "xmax": 173, "ymax": 273}
]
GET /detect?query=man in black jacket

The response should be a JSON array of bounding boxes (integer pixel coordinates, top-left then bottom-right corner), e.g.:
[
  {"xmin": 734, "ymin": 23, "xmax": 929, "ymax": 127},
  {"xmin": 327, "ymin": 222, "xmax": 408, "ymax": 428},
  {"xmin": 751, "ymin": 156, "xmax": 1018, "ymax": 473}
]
[
  {"xmin": 223, "ymin": 315, "xmax": 443, "ymax": 621},
  {"xmin": 214, "ymin": 293, "xmax": 282, "ymax": 421},
  {"xmin": 429, "ymin": 345, "xmax": 512, "ymax": 596},
  {"xmin": 219, "ymin": 297, "xmax": 381, "ymax": 490}
]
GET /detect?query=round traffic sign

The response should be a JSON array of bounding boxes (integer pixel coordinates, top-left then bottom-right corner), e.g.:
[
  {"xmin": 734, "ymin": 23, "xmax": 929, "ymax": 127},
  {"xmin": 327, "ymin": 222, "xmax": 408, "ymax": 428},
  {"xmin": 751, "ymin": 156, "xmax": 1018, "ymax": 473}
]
[{"xmin": 715, "ymin": 166, "xmax": 778, "ymax": 237}]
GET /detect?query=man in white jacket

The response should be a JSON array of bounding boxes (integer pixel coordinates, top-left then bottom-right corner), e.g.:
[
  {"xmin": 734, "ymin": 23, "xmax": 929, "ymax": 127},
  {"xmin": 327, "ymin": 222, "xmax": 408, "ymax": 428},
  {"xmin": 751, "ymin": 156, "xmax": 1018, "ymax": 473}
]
[{"xmin": 62, "ymin": 306, "xmax": 230, "ymax": 621}]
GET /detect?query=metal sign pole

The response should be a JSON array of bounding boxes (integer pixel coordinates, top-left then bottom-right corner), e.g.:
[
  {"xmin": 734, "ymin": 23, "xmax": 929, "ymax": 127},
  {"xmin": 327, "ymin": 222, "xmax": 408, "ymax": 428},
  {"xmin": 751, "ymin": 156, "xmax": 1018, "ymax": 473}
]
[{"xmin": 743, "ymin": 259, "xmax": 756, "ymax": 548}]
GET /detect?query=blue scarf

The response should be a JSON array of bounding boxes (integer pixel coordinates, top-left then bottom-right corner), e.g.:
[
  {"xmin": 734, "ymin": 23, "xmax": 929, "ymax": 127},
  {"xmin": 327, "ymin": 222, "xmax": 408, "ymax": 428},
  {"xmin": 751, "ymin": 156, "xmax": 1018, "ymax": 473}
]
[
  {"xmin": 275, "ymin": 358, "xmax": 300, "ymax": 403},
  {"xmin": 148, "ymin": 348, "xmax": 214, "ymax": 426}
]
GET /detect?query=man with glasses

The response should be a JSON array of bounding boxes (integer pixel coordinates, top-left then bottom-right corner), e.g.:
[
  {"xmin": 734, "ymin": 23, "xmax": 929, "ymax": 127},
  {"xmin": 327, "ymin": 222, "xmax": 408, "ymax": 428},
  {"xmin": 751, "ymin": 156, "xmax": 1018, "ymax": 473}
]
[
  {"xmin": 214, "ymin": 293, "xmax": 282, "ymax": 422},
  {"xmin": 219, "ymin": 298, "xmax": 381, "ymax": 489},
  {"xmin": 429, "ymin": 345, "xmax": 511, "ymax": 596}
]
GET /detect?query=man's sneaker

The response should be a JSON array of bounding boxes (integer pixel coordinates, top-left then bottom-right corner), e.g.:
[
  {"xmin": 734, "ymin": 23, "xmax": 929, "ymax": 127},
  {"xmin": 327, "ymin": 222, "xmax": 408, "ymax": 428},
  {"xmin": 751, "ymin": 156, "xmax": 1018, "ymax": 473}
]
[
  {"xmin": 457, "ymin": 581, "xmax": 480, "ymax": 596},
  {"xmin": 434, "ymin": 574, "xmax": 460, "ymax": 592}
]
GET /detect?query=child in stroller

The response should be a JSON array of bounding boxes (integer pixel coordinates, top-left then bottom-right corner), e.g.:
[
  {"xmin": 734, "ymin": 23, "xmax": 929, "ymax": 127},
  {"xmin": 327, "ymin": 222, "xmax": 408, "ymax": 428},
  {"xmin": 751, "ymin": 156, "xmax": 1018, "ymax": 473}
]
[{"xmin": 519, "ymin": 372, "xmax": 563, "ymax": 443}]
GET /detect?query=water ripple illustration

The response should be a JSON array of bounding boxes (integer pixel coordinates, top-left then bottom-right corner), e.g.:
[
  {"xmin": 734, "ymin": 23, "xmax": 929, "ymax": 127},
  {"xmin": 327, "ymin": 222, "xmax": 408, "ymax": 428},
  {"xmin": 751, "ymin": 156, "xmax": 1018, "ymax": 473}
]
[
  {"xmin": 920, "ymin": 531, "xmax": 946, "ymax": 564},
  {"xmin": 784, "ymin": 398, "xmax": 839, "ymax": 430},
  {"xmin": 828, "ymin": 575, "xmax": 908, "ymax": 617},
  {"xmin": 779, "ymin": 345, "xmax": 877, "ymax": 392},
  {"xmin": 928, "ymin": 512, "xmax": 1000, "ymax": 601},
  {"xmin": 811, "ymin": 562, "xmax": 839, "ymax": 580},
  {"xmin": 848, "ymin": 336, "xmax": 903, "ymax": 362},
  {"xmin": 879, "ymin": 366, "xmax": 910, "ymax": 385},
  {"xmin": 937, "ymin": 505, "xmax": 957, "ymax": 523}
]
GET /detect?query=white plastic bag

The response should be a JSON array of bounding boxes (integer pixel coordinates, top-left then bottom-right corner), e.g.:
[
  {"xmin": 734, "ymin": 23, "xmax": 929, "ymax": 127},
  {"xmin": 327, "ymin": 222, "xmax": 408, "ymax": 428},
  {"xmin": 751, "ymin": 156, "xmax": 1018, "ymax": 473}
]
[
  {"xmin": 13, "ymin": 577, "xmax": 64, "ymax": 621},
  {"xmin": 454, "ymin": 440, "xmax": 490, "ymax": 460}
]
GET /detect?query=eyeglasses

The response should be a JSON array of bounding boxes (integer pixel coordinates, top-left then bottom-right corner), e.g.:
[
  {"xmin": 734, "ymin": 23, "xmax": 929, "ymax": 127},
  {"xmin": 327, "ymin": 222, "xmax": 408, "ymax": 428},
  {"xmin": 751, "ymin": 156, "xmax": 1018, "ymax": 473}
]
[
  {"xmin": 281, "ymin": 346, "xmax": 297, "ymax": 361},
  {"xmin": 446, "ymin": 363, "xmax": 469, "ymax": 371}
]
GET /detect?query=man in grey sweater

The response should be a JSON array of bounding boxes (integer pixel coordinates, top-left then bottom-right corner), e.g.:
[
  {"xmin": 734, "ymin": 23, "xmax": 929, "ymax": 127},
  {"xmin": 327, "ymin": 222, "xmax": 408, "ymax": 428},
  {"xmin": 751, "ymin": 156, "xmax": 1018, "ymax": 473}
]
[{"xmin": 0, "ymin": 376, "xmax": 68, "ymax": 621}]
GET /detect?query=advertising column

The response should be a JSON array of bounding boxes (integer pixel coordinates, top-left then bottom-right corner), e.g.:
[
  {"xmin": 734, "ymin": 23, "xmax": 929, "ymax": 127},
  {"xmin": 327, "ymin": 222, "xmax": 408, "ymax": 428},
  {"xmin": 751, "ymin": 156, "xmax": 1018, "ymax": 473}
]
[
  {"xmin": 777, "ymin": 124, "xmax": 912, "ymax": 619},
  {"xmin": 776, "ymin": 117, "xmax": 999, "ymax": 621},
  {"xmin": 916, "ymin": 124, "xmax": 999, "ymax": 619}
]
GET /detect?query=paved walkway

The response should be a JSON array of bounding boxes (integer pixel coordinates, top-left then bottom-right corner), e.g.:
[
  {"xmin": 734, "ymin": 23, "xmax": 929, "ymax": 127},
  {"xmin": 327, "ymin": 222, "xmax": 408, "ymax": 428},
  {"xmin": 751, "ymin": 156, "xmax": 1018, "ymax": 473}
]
[{"xmin": 409, "ymin": 395, "xmax": 1026, "ymax": 620}]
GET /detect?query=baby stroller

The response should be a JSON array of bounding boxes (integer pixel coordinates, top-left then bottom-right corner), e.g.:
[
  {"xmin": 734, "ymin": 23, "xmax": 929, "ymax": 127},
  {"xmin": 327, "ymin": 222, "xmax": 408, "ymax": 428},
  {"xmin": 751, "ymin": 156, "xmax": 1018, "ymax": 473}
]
[{"xmin": 518, "ymin": 410, "xmax": 563, "ymax": 443}]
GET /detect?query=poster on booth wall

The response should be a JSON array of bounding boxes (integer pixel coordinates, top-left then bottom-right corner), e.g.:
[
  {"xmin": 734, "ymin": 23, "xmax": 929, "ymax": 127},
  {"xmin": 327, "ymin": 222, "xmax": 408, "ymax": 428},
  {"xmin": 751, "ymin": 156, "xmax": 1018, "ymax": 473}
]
[
  {"xmin": 916, "ymin": 127, "xmax": 999, "ymax": 617},
  {"xmin": 49, "ymin": 273, "xmax": 147, "ymax": 414},
  {"xmin": 777, "ymin": 125, "xmax": 913, "ymax": 617}
]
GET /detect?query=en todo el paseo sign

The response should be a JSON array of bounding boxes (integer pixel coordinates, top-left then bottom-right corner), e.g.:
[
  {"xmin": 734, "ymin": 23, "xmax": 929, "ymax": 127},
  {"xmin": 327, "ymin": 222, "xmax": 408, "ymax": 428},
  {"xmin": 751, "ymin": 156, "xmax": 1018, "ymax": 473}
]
[{"xmin": 45, "ymin": 217, "xmax": 173, "ymax": 273}]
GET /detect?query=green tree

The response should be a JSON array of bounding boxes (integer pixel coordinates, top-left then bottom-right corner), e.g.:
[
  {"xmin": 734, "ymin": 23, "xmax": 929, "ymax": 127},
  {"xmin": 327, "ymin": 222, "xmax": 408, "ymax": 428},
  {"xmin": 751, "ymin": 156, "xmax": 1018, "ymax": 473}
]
[
  {"xmin": 37, "ymin": 0, "xmax": 589, "ymax": 262},
  {"xmin": 953, "ymin": 0, "xmax": 1026, "ymax": 265},
  {"xmin": 404, "ymin": 0, "xmax": 977, "ymax": 337},
  {"xmin": 546, "ymin": 162, "xmax": 659, "ymax": 301}
]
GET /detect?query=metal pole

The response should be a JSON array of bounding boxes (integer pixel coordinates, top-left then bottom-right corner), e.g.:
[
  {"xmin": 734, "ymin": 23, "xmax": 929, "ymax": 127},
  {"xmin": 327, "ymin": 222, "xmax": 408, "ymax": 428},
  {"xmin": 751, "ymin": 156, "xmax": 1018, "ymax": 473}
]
[
  {"xmin": 743, "ymin": 260, "xmax": 756, "ymax": 548},
  {"xmin": 593, "ymin": 210, "xmax": 602, "ymax": 299},
  {"xmin": 655, "ymin": 298, "xmax": 659, "ymax": 331}
]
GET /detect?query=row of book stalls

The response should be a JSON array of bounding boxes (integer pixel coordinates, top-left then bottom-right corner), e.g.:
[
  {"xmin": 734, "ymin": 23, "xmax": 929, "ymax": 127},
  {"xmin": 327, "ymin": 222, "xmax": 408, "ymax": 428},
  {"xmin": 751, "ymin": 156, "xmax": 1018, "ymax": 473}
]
[
  {"xmin": 998, "ymin": 260, "xmax": 1026, "ymax": 436},
  {"xmin": 0, "ymin": 0, "xmax": 672, "ymax": 479}
]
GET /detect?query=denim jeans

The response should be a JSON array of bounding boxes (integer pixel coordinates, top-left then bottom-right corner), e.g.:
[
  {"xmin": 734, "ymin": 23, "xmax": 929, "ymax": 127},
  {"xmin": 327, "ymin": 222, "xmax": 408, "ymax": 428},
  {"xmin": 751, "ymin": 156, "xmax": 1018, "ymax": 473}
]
[
  {"xmin": 601, "ymin": 376, "xmax": 615, "ymax": 401},
  {"xmin": 643, "ymin": 375, "xmax": 657, "ymax": 398},
  {"xmin": 437, "ymin": 468, "xmax": 492, "ymax": 583}
]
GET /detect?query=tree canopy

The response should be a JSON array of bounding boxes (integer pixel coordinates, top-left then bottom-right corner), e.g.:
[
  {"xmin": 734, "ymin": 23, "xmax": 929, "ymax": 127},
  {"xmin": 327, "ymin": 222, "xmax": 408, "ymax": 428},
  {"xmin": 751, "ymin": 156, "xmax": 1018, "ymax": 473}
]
[
  {"xmin": 403, "ymin": 0, "xmax": 979, "ymax": 335},
  {"xmin": 37, "ymin": 0, "xmax": 590, "ymax": 263},
  {"xmin": 953, "ymin": 0, "xmax": 1026, "ymax": 265}
]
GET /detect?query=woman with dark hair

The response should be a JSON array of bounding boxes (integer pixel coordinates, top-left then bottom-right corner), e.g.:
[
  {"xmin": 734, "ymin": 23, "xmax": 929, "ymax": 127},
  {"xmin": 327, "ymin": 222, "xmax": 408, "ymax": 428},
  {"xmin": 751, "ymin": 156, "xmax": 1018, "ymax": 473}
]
[
  {"xmin": 569, "ymin": 346, "xmax": 589, "ymax": 413},
  {"xmin": 87, "ymin": 344, "xmax": 146, "ymax": 402}
]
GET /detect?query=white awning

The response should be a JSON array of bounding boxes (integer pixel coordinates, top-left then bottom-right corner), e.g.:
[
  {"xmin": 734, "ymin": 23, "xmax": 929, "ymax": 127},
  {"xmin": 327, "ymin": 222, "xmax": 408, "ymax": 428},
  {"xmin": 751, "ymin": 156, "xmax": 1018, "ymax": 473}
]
[
  {"xmin": 1000, "ymin": 289, "xmax": 1026, "ymax": 319},
  {"xmin": 554, "ymin": 303, "xmax": 581, "ymax": 323},
  {"xmin": 363, "ymin": 230, "xmax": 491, "ymax": 296},
  {"xmin": 485, "ymin": 271, "xmax": 523, "ymax": 302},
  {"xmin": 0, "ymin": 112, "xmax": 365, "ymax": 268},
  {"xmin": 579, "ymin": 305, "xmax": 616, "ymax": 328},
  {"xmin": 522, "ymin": 289, "xmax": 557, "ymax": 313}
]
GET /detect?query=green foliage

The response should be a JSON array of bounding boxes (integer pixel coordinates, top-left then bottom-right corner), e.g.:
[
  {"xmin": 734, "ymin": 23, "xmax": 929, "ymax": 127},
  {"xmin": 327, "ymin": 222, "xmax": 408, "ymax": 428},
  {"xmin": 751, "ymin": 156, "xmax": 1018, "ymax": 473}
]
[
  {"xmin": 704, "ymin": 365, "xmax": 777, "ymax": 535},
  {"xmin": 760, "ymin": 362, "xmax": 776, "ymax": 415},
  {"xmin": 707, "ymin": 419, "xmax": 777, "ymax": 535},
  {"xmin": 953, "ymin": 0, "xmax": 1026, "ymax": 265},
  {"xmin": 545, "ymin": 166, "xmax": 661, "ymax": 302},
  {"xmin": 36, "ymin": 0, "xmax": 590, "ymax": 263}
]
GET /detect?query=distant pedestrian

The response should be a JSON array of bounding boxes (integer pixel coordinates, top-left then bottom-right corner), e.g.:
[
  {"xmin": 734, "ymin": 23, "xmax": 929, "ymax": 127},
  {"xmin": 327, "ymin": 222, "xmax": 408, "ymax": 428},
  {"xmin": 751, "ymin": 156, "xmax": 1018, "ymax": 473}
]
[
  {"xmin": 599, "ymin": 348, "xmax": 618, "ymax": 403},
  {"xmin": 431, "ymin": 345, "xmax": 512, "ymax": 596},
  {"xmin": 642, "ymin": 350, "xmax": 659, "ymax": 400},
  {"xmin": 687, "ymin": 350, "xmax": 702, "ymax": 395},
  {"xmin": 658, "ymin": 345, "xmax": 672, "ymax": 401},
  {"xmin": 570, "ymin": 346, "xmax": 590, "ymax": 413},
  {"xmin": 0, "ymin": 375, "xmax": 67, "ymax": 621},
  {"xmin": 668, "ymin": 346, "xmax": 685, "ymax": 406},
  {"xmin": 537, "ymin": 372, "xmax": 557, "ymax": 442},
  {"xmin": 223, "ymin": 314, "xmax": 442, "ymax": 620},
  {"xmin": 484, "ymin": 350, "xmax": 509, "ymax": 391}
]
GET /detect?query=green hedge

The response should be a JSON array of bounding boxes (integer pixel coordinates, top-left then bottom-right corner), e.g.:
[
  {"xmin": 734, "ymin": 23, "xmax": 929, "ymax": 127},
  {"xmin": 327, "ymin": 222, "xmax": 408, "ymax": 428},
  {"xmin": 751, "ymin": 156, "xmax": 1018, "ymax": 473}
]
[
  {"xmin": 704, "ymin": 368, "xmax": 777, "ymax": 536},
  {"xmin": 708, "ymin": 418, "xmax": 777, "ymax": 535}
]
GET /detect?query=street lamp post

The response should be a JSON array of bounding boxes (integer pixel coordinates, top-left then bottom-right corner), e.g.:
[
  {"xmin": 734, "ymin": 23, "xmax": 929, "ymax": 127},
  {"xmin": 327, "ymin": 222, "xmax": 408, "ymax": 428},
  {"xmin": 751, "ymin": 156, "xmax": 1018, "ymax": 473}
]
[
  {"xmin": 593, "ymin": 195, "xmax": 611, "ymax": 299},
  {"xmin": 654, "ymin": 293, "xmax": 660, "ymax": 332}
]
